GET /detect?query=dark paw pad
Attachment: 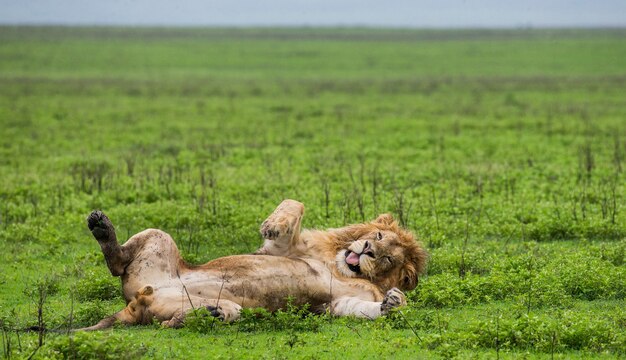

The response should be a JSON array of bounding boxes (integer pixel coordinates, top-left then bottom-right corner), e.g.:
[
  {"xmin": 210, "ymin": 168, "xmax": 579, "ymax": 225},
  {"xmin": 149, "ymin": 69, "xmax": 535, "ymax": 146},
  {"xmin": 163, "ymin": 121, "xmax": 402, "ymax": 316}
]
[
  {"xmin": 87, "ymin": 210, "xmax": 104, "ymax": 230},
  {"xmin": 87, "ymin": 210, "xmax": 113, "ymax": 240}
]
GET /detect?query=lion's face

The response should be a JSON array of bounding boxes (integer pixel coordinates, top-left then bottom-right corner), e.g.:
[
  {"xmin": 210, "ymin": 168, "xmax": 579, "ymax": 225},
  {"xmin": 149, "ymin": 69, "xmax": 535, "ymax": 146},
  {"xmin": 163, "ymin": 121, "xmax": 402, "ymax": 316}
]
[{"xmin": 334, "ymin": 215, "xmax": 427, "ymax": 291}]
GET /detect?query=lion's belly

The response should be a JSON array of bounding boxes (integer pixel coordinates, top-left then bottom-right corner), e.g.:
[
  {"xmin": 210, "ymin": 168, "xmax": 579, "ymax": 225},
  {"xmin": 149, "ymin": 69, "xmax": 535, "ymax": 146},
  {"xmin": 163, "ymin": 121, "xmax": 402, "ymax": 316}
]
[
  {"xmin": 121, "ymin": 230, "xmax": 184, "ymax": 301},
  {"xmin": 179, "ymin": 255, "xmax": 335, "ymax": 311}
]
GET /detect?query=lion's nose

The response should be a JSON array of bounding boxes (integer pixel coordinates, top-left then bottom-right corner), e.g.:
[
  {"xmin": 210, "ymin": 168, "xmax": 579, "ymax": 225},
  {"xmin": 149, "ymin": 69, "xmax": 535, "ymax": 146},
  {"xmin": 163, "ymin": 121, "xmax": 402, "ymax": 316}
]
[{"xmin": 363, "ymin": 241, "xmax": 371, "ymax": 254}]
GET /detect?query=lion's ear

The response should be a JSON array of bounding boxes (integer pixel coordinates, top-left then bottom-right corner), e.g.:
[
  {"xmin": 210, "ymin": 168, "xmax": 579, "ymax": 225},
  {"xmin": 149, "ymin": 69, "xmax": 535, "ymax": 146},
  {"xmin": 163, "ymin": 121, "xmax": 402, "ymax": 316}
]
[
  {"xmin": 400, "ymin": 244, "xmax": 428, "ymax": 290},
  {"xmin": 373, "ymin": 214, "xmax": 394, "ymax": 225},
  {"xmin": 400, "ymin": 267, "xmax": 418, "ymax": 291}
]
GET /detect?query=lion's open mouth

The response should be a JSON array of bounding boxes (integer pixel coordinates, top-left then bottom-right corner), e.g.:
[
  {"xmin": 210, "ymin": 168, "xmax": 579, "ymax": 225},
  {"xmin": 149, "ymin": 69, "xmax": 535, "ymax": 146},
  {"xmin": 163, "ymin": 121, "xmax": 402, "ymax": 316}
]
[
  {"xmin": 344, "ymin": 243, "xmax": 375, "ymax": 274},
  {"xmin": 345, "ymin": 250, "xmax": 362, "ymax": 273}
]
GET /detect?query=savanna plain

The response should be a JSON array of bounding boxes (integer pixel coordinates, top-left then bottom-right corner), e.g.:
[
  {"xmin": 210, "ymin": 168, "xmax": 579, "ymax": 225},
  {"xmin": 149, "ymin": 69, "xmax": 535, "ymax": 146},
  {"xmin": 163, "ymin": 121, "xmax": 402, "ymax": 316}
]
[{"xmin": 1, "ymin": 27, "xmax": 626, "ymax": 359}]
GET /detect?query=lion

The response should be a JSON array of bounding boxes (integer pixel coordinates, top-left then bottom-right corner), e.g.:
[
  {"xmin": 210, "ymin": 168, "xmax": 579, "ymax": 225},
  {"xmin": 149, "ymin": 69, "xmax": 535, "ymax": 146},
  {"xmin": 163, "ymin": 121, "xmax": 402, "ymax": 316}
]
[{"xmin": 80, "ymin": 202, "xmax": 426, "ymax": 330}]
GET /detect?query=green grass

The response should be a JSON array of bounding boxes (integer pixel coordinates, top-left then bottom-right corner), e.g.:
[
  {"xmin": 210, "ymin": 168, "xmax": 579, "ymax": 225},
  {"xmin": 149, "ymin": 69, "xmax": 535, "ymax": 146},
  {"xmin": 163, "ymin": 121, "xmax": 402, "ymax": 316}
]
[{"xmin": 1, "ymin": 27, "xmax": 625, "ymax": 359}]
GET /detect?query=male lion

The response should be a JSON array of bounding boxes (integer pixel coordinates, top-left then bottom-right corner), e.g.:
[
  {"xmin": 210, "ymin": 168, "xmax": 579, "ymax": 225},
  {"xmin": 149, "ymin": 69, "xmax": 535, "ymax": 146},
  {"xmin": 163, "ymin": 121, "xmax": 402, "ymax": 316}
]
[{"xmin": 81, "ymin": 201, "xmax": 426, "ymax": 330}]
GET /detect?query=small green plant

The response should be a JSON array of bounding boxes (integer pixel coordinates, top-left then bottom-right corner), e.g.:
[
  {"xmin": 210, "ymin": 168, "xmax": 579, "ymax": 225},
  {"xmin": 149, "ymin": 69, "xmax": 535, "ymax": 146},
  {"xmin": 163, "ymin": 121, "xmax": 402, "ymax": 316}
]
[
  {"xmin": 71, "ymin": 299, "xmax": 112, "ymax": 328},
  {"xmin": 599, "ymin": 240, "xmax": 626, "ymax": 266},
  {"xmin": 236, "ymin": 298, "xmax": 327, "ymax": 333},
  {"xmin": 183, "ymin": 306, "xmax": 226, "ymax": 334},
  {"xmin": 76, "ymin": 271, "xmax": 121, "ymax": 301},
  {"xmin": 23, "ymin": 276, "xmax": 60, "ymax": 298},
  {"xmin": 466, "ymin": 310, "xmax": 623, "ymax": 354},
  {"xmin": 284, "ymin": 331, "xmax": 305, "ymax": 349},
  {"xmin": 42, "ymin": 331, "xmax": 148, "ymax": 359}
]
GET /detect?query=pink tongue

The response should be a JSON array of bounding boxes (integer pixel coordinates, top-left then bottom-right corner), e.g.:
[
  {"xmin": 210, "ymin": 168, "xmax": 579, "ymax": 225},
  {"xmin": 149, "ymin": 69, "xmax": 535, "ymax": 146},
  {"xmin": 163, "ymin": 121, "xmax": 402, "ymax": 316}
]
[{"xmin": 346, "ymin": 252, "xmax": 360, "ymax": 265}]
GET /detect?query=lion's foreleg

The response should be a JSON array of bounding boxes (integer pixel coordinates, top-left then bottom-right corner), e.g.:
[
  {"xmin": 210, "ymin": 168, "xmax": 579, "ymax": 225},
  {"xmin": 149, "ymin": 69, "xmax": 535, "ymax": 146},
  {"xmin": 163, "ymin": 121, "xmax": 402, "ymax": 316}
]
[
  {"xmin": 257, "ymin": 199, "xmax": 304, "ymax": 256},
  {"xmin": 330, "ymin": 297, "xmax": 383, "ymax": 319},
  {"xmin": 331, "ymin": 288, "xmax": 406, "ymax": 319}
]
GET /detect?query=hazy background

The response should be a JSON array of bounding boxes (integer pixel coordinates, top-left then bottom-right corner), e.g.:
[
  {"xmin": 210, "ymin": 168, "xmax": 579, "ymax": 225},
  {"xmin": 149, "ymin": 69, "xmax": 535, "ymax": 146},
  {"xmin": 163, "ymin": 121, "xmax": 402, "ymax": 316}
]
[{"xmin": 1, "ymin": 0, "xmax": 625, "ymax": 28}]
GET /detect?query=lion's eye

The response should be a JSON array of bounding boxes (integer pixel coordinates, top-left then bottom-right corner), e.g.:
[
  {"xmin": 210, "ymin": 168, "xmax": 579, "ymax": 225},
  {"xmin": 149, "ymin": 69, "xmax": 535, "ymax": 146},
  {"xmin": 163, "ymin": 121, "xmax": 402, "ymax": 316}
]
[
  {"xmin": 384, "ymin": 256, "xmax": 393, "ymax": 265},
  {"xmin": 376, "ymin": 232, "xmax": 383, "ymax": 241}
]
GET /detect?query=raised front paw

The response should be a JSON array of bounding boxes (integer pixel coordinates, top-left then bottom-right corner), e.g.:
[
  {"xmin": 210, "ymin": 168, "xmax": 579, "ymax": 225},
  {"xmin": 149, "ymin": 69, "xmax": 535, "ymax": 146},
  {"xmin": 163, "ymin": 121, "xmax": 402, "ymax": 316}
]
[
  {"xmin": 260, "ymin": 200, "xmax": 304, "ymax": 240},
  {"xmin": 260, "ymin": 218, "xmax": 292, "ymax": 240},
  {"xmin": 381, "ymin": 287, "xmax": 407, "ymax": 314}
]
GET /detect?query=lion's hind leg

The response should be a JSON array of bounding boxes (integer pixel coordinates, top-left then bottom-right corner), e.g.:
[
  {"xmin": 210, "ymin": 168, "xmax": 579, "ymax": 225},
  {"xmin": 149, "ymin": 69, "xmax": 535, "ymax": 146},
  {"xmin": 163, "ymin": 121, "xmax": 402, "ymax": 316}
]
[
  {"xmin": 257, "ymin": 199, "xmax": 305, "ymax": 255},
  {"xmin": 87, "ymin": 210, "xmax": 132, "ymax": 276}
]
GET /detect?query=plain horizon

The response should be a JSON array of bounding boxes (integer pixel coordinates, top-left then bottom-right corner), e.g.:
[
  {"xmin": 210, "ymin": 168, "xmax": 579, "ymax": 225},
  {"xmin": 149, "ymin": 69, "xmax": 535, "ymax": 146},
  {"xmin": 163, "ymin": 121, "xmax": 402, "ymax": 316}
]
[{"xmin": 1, "ymin": 0, "xmax": 626, "ymax": 29}]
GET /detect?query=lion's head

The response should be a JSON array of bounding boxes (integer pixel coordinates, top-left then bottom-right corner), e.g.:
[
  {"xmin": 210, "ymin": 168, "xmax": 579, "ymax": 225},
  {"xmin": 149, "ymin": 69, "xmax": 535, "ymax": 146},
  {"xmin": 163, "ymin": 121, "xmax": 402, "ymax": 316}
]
[
  {"xmin": 118, "ymin": 285, "xmax": 155, "ymax": 325},
  {"xmin": 334, "ymin": 214, "xmax": 427, "ymax": 292}
]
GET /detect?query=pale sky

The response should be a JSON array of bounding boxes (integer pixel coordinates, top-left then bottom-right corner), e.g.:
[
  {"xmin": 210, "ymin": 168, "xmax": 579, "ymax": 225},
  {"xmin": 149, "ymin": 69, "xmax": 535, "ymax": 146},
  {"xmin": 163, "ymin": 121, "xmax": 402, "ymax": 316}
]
[{"xmin": 1, "ymin": 0, "xmax": 625, "ymax": 28}]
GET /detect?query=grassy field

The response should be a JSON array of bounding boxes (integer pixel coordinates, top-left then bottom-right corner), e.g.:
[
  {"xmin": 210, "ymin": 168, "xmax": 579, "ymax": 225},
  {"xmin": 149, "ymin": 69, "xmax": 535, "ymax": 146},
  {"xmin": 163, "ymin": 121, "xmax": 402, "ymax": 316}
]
[{"xmin": 1, "ymin": 27, "xmax": 626, "ymax": 359}]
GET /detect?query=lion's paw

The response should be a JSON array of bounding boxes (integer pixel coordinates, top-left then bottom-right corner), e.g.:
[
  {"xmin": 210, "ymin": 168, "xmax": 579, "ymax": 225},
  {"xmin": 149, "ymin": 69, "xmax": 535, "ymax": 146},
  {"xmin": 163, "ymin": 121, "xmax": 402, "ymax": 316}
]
[
  {"xmin": 87, "ymin": 210, "xmax": 114, "ymax": 242},
  {"xmin": 381, "ymin": 287, "xmax": 407, "ymax": 314},
  {"xmin": 260, "ymin": 200, "xmax": 304, "ymax": 241},
  {"xmin": 206, "ymin": 305, "xmax": 225, "ymax": 321},
  {"xmin": 162, "ymin": 317, "xmax": 183, "ymax": 328},
  {"xmin": 260, "ymin": 217, "xmax": 293, "ymax": 240}
]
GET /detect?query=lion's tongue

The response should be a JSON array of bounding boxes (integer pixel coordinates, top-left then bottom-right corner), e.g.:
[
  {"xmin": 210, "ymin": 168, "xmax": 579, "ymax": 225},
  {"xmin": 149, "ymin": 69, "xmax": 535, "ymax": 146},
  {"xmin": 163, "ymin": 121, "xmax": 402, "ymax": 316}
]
[{"xmin": 346, "ymin": 252, "xmax": 360, "ymax": 265}]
